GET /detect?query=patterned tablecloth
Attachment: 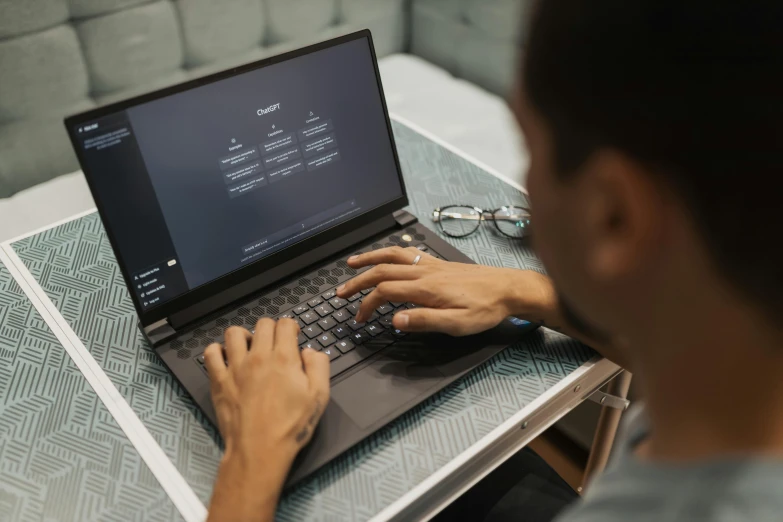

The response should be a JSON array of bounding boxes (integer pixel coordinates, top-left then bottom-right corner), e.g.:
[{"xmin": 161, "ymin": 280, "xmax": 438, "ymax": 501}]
[{"xmin": 1, "ymin": 120, "xmax": 594, "ymax": 521}]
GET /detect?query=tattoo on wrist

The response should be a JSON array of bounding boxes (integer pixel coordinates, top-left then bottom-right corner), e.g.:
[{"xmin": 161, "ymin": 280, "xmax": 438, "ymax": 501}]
[
  {"xmin": 294, "ymin": 400, "xmax": 324, "ymax": 446},
  {"xmin": 295, "ymin": 427, "xmax": 310, "ymax": 444},
  {"xmin": 307, "ymin": 400, "xmax": 323, "ymax": 427}
]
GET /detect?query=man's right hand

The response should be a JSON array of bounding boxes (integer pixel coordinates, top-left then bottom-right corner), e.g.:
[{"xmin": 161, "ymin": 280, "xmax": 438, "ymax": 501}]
[
  {"xmin": 335, "ymin": 246, "xmax": 559, "ymax": 336},
  {"xmin": 336, "ymin": 246, "xmax": 628, "ymax": 367}
]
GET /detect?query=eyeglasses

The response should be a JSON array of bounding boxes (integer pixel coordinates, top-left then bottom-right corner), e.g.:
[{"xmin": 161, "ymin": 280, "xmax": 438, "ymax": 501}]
[{"xmin": 432, "ymin": 205, "xmax": 532, "ymax": 238}]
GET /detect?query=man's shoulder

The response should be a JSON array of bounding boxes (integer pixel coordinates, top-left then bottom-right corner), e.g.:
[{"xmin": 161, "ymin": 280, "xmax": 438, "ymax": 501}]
[{"xmin": 557, "ymin": 406, "xmax": 783, "ymax": 522}]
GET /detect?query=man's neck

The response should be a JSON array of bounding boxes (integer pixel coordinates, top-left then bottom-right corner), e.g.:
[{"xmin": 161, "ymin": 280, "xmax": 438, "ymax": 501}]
[{"xmin": 632, "ymin": 299, "xmax": 783, "ymax": 463}]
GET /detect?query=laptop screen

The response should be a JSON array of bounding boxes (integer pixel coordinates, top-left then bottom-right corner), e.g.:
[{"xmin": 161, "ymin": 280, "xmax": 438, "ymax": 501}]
[{"xmin": 72, "ymin": 36, "xmax": 403, "ymax": 312}]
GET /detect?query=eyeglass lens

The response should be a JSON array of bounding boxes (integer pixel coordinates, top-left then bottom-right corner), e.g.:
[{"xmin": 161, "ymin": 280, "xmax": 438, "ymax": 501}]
[{"xmin": 438, "ymin": 206, "xmax": 481, "ymax": 237}]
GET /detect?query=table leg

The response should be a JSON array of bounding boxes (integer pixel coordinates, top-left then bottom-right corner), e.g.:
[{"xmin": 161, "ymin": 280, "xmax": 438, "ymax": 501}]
[{"xmin": 581, "ymin": 370, "xmax": 633, "ymax": 491}]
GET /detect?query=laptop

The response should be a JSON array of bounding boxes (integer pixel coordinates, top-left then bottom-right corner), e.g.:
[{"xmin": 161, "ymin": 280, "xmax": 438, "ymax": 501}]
[{"xmin": 65, "ymin": 30, "xmax": 538, "ymax": 485}]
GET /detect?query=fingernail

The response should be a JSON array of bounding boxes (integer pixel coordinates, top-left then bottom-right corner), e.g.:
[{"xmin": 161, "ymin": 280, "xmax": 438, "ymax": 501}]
[
  {"xmin": 336, "ymin": 284, "xmax": 345, "ymax": 294},
  {"xmin": 348, "ymin": 255, "xmax": 358, "ymax": 262},
  {"xmin": 396, "ymin": 313, "xmax": 409, "ymax": 329}
]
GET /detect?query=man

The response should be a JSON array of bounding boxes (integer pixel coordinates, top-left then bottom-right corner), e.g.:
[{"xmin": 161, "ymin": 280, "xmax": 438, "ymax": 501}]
[{"xmin": 205, "ymin": 0, "xmax": 783, "ymax": 520}]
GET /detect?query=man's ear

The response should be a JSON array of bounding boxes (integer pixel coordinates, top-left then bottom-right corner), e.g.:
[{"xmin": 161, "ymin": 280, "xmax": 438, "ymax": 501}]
[{"xmin": 579, "ymin": 150, "xmax": 666, "ymax": 282}]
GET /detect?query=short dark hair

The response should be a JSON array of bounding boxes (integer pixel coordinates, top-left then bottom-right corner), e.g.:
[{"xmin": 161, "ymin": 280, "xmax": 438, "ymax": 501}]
[{"xmin": 523, "ymin": 0, "xmax": 783, "ymax": 319}]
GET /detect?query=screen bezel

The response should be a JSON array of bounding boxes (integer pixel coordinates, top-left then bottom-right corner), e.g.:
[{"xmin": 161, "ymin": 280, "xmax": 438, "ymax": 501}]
[{"xmin": 65, "ymin": 30, "xmax": 408, "ymax": 327}]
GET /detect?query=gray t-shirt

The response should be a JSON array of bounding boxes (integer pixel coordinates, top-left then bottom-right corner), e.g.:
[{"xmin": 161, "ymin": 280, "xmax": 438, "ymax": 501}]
[{"xmin": 556, "ymin": 405, "xmax": 783, "ymax": 522}]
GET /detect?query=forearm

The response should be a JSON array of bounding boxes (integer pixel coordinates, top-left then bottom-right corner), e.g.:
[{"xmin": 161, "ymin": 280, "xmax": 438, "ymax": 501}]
[
  {"xmin": 207, "ymin": 448, "xmax": 294, "ymax": 522},
  {"xmin": 505, "ymin": 270, "xmax": 632, "ymax": 370}
]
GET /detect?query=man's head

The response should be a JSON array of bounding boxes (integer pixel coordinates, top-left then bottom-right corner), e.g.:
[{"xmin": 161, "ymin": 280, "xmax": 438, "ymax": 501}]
[{"xmin": 515, "ymin": 0, "xmax": 783, "ymax": 347}]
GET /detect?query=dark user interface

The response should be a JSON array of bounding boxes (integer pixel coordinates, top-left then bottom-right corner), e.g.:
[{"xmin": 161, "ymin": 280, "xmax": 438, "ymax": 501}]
[{"xmin": 75, "ymin": 37, "xmax": 403, "ymax": 311}]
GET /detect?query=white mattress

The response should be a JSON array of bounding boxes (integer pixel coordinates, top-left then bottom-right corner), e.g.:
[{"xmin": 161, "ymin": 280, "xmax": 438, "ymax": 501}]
[{"xmin": 0, "ymin": 54, "xmax": 527, "ymax": 242}]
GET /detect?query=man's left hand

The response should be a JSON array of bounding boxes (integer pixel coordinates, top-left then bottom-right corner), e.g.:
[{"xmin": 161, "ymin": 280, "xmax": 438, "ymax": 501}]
[{"xmin": 205, "ymin": 318, "xmax": 330, "ymax": 522}]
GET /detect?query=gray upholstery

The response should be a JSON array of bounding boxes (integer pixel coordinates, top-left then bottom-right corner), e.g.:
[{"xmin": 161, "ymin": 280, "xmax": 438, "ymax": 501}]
[
  {"xmin": 0, "ymin": 0, "xmax": 526, "ymax": 198},
  {"xmin": 411, "ymin": 0, "xmax": 529, "ymax": 97}
]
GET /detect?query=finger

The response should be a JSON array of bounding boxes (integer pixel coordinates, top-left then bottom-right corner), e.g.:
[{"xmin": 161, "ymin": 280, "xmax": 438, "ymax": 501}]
[
  {"xmin": 249, "ymin": 317, "xmax": 276, "ymax": 360},
  {"xmin": 203, "ymin": 342, "xmax": 227, "ymax": 380},
  {"xmin": 301, "ymin": 348, "xmax": 330, "ymax": 410},
  {"xmin": 355, "ymin": 280, "xmax": 426, "ymax": 322},
  {"xmin": 336, "ymin": 263, "xmax": 421, "ymax": 298},
  {"xmin": 346, "ymin": 246, "xmax": 433, "ymax": 269},
  {"xmin": 223, "ymin": 326, "xmax": 251, "ymax": 366},
  {"xmin": 393, "ymin": 308, "xmax": 479, "ymax": 336},
  {"xmin": 273, "ymin": 318, "xmax": 301, "ymax": 365}
]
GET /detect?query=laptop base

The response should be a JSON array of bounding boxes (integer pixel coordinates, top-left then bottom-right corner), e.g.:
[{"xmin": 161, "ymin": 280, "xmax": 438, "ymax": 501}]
[{"xmin": 156, "ymin": 221, "xmax": 538, "ymax": 486}]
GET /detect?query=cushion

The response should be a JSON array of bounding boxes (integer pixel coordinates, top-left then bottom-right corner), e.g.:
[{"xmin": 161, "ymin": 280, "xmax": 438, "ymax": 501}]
[
  {"xmin": 75, "ymin": 0, "xmax": 183, "ymax": 94},
  {"xmin": 68, "ymin": 0, "xmax": 151, "ymax": 19},
  {"xmin": 175, "ymin": 0, "xmax": 266, "ymax": 67},
  {"xmin": 264, "ymin": 0, "xmax": 337, "ymax": 45},
  {"xmin": 0, "ymin": 25, "xmax": 90, "ymax": 123},
  {"xmin": 0, "ymin": 99, "xmax": 95, "ymax": 198},
  {"xmin": 0, "ymin": 0, "xmax": 69, "ymax": 39},
  {"xmin": 338, "ymin": 0, "xmax": 407, "ymax": 58},
  {"xmin": 411, "ymin": 0, "xmax": 529, "ymax": 96}
]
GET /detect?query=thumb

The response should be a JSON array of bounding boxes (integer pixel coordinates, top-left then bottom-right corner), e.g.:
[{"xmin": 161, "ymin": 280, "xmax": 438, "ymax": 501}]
[
  {"xmin": 393, "ymin": 308, "xmax": 475, "ymax": 336},
  {"xmin": 301, "ymin": 348, "xmax": 330, "ymax": 404}
]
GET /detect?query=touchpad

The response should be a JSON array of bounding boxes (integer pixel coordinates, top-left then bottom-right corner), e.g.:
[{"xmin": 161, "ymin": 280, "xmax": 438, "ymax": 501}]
[{"xmin": 331, "ymin": 358, "xmax": 445, "ymax": 430}]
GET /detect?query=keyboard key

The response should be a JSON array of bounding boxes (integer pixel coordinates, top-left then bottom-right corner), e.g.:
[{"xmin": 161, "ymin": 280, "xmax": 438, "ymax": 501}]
[
  {"xmin": 329, "ymin": 297, "xmax": 348, "ymax": 309},
  {"xmin": 300, "ymin": 340, "xmax": 319, "ymax": 351},
  {"xmin": 360, "ymin": 287, "xmax": 375, "ymax": 295},
  {"xmin": 346, "ymin": 302, "xmax": 361, "ymax": 315},
  {"xmin": 315, "ymin": 303, "xmax": 334, "ymax": 317},
  {"xmin": 376, "ymin": 304, "xmax": 393, "ymax": 315},
  {"xmin": 378, "ymin": 315, "xmax": 394, "ymax": 328},
  {"xmin": 391, "ymin": 328, "xmax": 407, "ymax": 338},
  {"xmin": 348, "ymin": 293, "xmax": 361, "ymax": 302},
  {"xmin": 406, "ymin": 302, "xmax": 419, "ymax": 309},
  {"xmin": 302, "ymin": 324, "xmax": 323, "ymax": 339},
  {"xmin": 346, "ymin": 318, "xmax": 365, "ymax": 331},
  {"xmin": 301, "ymin": 311, "xmax": 319, "ymax": 324},
  {"xmin": 317, "ymin": 332, "xmax": 337, "ymax": 347},
  {"xmin": 307, "ymin": 297, "xmax": 323, "ymax": 307},
  {"xmin": 332, "ymin": 325, "xmax": 350, "ymax": 339},
  {"xmin": 321, "ymin": 346, "xmax": 340, "ymax": 361},
  {"xmin": 351, "ymin": 331, "xmax": 368, "ymax": 344},
  {"xmin": 293, "ymin": 304, "xmax": 309, "ymax": 315},
  {"xmin": 365, "ymin": 322, "xmax": 383, "ymax": 337},
  {"xmin": 335, "ymin": 339, "xmax": 355, "ymax": 354},
  {"xmin": 416, "ymin": 244, "xmax": 428, "ymax": 251},
  {"xmin": 196, "ymin": 355, "xmax": 205, "ymax": 365},
  {"xmin": 332, "ymin": 309, "xmax": 350, "ymax": 323},
  {"xmin": 276, "ymin": 314, "xmax": 304, "ymax": 328},
  {"xmin": 390, "ymin": 301, "xmax": 405, "ymax": 308},
  {"xmin": 297, "ymin": 332, "xmax": 307, "ymax": 345},
  {"xmin": 318, "ymin": 317, "xmax": 337, "ymax": 330},
  {"xmin": 322, "ymin": 289, "xmax": 336, "ymax": 300}
]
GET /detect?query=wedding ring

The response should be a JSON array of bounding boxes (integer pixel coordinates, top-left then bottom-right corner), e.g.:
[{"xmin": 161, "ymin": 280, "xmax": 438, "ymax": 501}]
[{"xmin": 412, "ymin": 254, "xmax": 422, "ymax": 266}]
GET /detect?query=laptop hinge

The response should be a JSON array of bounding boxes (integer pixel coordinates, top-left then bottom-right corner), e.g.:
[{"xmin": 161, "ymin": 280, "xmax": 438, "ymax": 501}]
[
  {"xmin": 393, "ymin": 209, "xmax": 418, "ymax": 228},
  {"xmin": 141, "ymin": 318, "xmax": 177, "ymax": 346}
]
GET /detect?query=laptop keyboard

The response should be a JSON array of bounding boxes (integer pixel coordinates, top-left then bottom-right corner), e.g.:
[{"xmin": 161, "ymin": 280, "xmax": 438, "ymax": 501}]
[{"xmin": 193, "ymin": 243, "xmax": 442, "ymax": 379}]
